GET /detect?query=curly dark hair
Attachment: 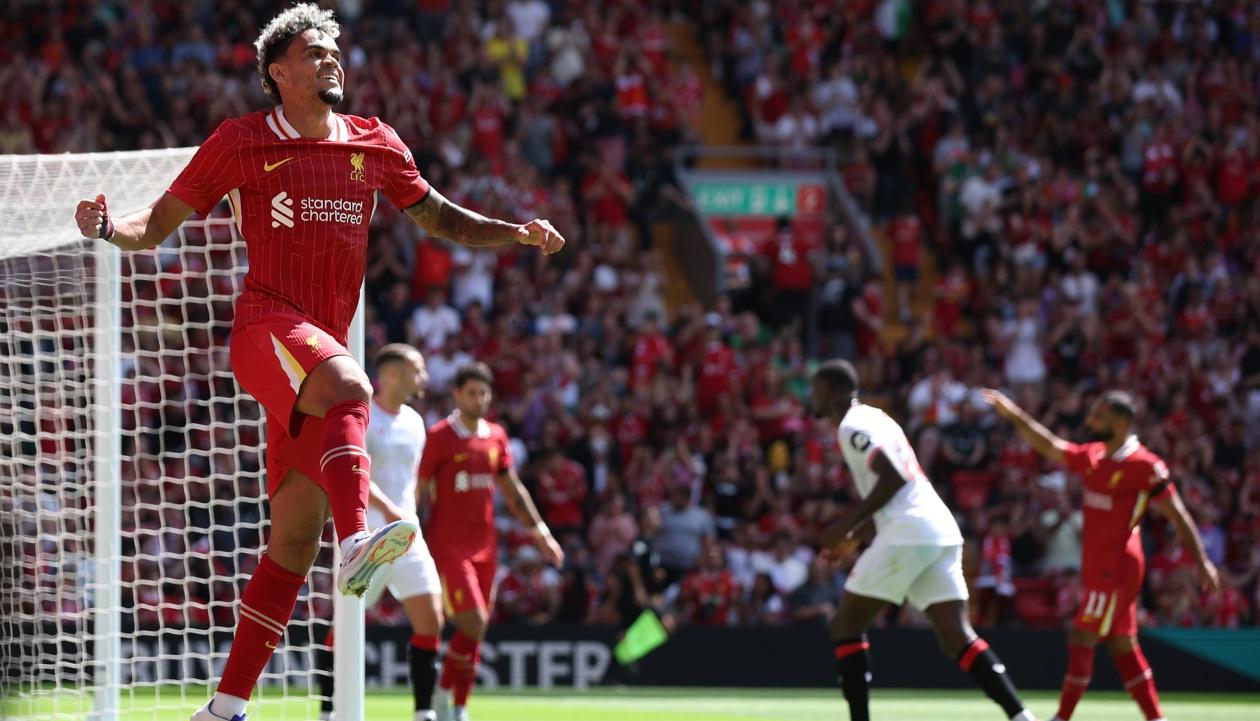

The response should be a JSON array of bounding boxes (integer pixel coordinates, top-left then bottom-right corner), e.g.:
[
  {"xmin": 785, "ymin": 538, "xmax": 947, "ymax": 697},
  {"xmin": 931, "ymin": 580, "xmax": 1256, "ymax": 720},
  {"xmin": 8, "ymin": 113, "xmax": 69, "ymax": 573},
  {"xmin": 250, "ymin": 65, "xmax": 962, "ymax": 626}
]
[
  {"xmin": 254, "ymin": 3, "xmax": 340, "ymax": 102},
  {"xmin": 453, "ymin": 362, "xmax": 495, "ymax": 389}
]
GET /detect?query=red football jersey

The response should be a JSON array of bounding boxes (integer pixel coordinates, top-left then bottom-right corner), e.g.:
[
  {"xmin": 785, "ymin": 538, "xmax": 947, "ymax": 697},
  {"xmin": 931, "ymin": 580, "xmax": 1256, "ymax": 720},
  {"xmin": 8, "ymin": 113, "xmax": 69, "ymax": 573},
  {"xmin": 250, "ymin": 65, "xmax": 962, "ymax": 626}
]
[
  {"xmin": 167, "ymin": 106, "xmax": 431, "ymax": 343},
  {"xmin": 1063, "ymin": 436, "xmax": 1174, "ymax": 586},
  {"xmin": 419, "ymin": 412, "xmax": 515, "ymax": 561}
]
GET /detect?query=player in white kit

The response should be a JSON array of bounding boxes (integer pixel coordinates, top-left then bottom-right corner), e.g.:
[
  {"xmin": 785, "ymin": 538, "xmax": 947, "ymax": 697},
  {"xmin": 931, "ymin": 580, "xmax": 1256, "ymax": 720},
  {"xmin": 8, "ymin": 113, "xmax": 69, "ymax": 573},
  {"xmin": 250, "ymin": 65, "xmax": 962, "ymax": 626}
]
[
  {"xmin": 811, "ymin": 360, "xmax": 1036, "ymax": 721},
  {"xmin": 318, "ymin": 344, "xmax": 443, "ymax": 721}
]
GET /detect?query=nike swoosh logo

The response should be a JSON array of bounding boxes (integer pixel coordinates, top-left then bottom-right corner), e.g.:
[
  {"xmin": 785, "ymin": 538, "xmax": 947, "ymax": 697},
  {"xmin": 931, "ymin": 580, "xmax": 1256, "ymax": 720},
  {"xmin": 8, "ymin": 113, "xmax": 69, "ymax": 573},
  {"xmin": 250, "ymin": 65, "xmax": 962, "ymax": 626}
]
[
  {"xmin": 263, "ymin": 157, "xmax": 294, "ymax": 172},
  {"xmin": 454, "ymin": 453, "xmax": 468, "ymax": 462},
  {"xmin": 265, "ymin": 641, "xmax": 278, "ymax": 649}
]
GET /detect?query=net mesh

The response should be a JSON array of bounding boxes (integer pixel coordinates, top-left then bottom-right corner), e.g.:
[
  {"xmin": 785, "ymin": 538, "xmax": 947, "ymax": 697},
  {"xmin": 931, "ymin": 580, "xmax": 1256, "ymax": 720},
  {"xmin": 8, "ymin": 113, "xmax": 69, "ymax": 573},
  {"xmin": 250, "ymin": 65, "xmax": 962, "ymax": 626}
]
[{"xmin": 0, "ymin": 150, "xmax": 332, "ymax": 719}]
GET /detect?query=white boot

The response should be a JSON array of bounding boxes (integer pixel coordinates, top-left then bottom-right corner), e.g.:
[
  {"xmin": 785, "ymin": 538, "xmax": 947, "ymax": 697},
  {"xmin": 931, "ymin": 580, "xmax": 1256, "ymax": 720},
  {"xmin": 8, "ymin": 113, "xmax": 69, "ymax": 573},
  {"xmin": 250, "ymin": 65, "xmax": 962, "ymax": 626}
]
[
  {"xmin": 190, "ymin": 702, "xmax": 246, "ymax": 721},
  {"xmin": 432, "ymin": 687, "xmax": 454, "ymax": 721},
  {"xmin": 337, "ymin": 519, "xmax": 418, "ymax": 596}
]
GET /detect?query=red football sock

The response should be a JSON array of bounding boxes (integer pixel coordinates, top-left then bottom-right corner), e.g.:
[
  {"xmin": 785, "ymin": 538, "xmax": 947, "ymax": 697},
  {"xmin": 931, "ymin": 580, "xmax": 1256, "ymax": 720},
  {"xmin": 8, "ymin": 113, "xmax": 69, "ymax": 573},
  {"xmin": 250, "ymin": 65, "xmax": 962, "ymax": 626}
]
[
  {"xmin": 1113, "ymin": 646, "xmax": 1163, "ymax": 720},
  {"xmin": 319, "ymin": 399, "xmax": 371, "ymax": 542},
  {"xmin": 218, "ymin": 555, "xmax": 306, "ymax": 699},
  {"xmin": 453, "ymin": 640, "xmax": 481, "ymax": 707},
  {"xmin": 1056, "ymin": 644, "xmax": 1095, "ymax": 721},
  {"xmin": 440, "ymin": 632, "xmax": 479, "ymax": 702}
]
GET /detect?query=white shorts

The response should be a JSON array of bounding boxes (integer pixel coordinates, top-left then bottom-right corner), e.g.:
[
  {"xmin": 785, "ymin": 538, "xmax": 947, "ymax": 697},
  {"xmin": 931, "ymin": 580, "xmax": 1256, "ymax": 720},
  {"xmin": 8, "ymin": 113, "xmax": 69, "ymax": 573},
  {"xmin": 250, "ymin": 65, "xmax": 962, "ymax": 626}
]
[
  {"xmin": 363, "ymin": 530, "xmax": 442, "ymax": 607},
  {"xmin": 845, "ymin": 543, "xmax": 968, "ymax": 611}
]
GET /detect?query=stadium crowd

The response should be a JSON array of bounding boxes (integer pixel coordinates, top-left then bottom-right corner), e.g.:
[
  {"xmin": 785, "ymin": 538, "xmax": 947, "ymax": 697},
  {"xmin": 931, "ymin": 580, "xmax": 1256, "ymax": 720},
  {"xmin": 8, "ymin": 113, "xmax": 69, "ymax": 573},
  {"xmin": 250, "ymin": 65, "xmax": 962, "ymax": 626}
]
[{"xmin": 9, "ymin": 0, "xmax": 1260, "ymax": 634}]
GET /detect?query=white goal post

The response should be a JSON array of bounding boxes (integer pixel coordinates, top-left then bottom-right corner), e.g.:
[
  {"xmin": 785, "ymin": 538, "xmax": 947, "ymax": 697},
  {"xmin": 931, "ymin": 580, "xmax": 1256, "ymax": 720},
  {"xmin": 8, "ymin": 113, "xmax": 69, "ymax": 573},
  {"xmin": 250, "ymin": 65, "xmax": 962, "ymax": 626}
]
[{"xmin": 0, "ymin": 150, "xmax": 365, "ymax": 720}]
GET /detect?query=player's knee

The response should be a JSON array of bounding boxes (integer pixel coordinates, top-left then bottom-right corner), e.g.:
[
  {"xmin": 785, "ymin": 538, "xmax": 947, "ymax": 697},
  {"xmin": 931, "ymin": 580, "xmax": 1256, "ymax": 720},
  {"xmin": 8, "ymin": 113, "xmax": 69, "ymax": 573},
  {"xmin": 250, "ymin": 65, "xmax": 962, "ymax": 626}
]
[
  {"xmin": 1104, "ymin": 634, "xmax": 1137, "ymax": 656},
  {"xmin": 466, "ymin": 608, "xmax": 490, "ymax": 638},
  {"xmin": 930, "ymin": 622, "xmax": 972, "ymax": 659},
  {"xmin": 1067, "ymin": 627, "xmax": 1098, "ymax": 648},
  {"xmin": 828, "ymin": 615, "xmax": 860, "ymax": 642},
  {"xmin": 934, "ymin": 630, "xmax": 968, "ymax": 659},
  {"xmin": 337, "ymin": 373, "xmax": 372, "ymax": 404},
  {"xmin": 268, "ymin": 533, "xmax": 322, "ymax": 573}
]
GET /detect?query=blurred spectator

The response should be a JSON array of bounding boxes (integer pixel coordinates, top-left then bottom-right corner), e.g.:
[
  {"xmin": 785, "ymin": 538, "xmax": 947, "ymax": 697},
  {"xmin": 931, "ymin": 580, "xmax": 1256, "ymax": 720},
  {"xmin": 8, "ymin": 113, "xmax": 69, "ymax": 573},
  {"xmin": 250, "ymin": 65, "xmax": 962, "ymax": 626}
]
[
  {"xmin": 410, "ymin": 288, "xmax": 461, "ymax": 352},
  {"xmin": 532, "ymin": 448, "xmax": 588, "ymax": 538},
  {"xmin": 752, "ymin": 531, "xmax": 809, "ymax": 596},
  {"xmin": 495, "ymin": 546, "xmax": 560, "ymax": 625},
  {"xmin": 739, "ymin": 572, "xmax": 787, "ymax": 626},
  {"xmin": 678, "ymin": 542, "xmax": 741, "ymax": 626},
  {"xmin": 588, "ymin": 494, "xmax": 638, "ymax": 576},
  {"xmin": 788, "ymin": 556, "xmax": 839, "ymax": 626},
  {"xmin": 656, "ymin": 485, "xmax": 716, "ymax": 581}
]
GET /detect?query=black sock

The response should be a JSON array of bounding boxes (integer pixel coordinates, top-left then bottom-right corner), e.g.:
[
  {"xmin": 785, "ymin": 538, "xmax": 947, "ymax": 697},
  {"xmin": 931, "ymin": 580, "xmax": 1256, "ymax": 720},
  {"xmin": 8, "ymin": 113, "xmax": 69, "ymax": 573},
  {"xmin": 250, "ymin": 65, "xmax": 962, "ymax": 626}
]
[
  {"xmin": 315, "ymin": 639, "xmax": 335, "ymax": 713},
  {"xmin": 957, "ymin": 638, "xmax": 1025, "ymax": 719},
  {"xmin": 410, "ymin": 644, "xmax": 439, "ymax": 712},
  {"xmin": 834, "ymin": 636, "xmax": 871, "ymax": 721}
]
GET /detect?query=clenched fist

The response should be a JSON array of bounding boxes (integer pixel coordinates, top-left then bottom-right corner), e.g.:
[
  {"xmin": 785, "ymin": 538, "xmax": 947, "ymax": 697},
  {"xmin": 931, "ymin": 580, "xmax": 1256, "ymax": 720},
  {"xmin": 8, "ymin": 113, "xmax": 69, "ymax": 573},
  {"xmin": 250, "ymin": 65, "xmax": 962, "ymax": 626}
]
[{"xmin": 74, "ymin": 193, "xmax": 112, "ymax": 240}]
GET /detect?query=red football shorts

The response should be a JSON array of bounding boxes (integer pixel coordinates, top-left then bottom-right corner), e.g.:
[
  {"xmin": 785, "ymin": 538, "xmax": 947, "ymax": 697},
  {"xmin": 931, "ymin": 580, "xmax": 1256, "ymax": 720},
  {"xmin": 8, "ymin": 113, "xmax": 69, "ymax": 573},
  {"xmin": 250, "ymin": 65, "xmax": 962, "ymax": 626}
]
[
  {"xmin": 229, "ymin": 313, "xmax": 349, "ymax": 496},
  {"xmin": 1074, "ymin": 552, "xmax": 1144, "ymax": 638},
  {"xmin": 435, "ymin": 555, "xmax": 497, "ymax": 616}
]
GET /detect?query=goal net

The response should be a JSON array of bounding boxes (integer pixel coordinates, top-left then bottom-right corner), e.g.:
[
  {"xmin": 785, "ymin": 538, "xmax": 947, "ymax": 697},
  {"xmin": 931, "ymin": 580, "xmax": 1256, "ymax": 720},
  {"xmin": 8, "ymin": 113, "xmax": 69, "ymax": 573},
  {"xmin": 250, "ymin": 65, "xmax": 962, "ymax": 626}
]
[{"xmin": 0, "ymin": 150, "xmax": 335, "ymax": 720}]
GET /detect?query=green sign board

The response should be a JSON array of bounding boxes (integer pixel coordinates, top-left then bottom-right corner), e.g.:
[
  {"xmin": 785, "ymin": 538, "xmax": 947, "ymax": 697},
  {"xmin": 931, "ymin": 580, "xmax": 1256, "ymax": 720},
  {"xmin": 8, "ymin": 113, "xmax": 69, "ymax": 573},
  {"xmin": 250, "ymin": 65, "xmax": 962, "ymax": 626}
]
[{"xmin": 692, "ymin": 182, "xmax": 826, "ymax": 217}]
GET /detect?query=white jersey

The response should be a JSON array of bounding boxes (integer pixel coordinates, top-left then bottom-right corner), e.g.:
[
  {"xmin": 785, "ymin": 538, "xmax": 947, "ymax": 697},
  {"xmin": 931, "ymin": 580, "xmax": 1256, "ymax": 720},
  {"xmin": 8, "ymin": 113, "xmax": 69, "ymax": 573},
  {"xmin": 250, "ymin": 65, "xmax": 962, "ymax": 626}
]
[
  {"xmin": 837, "ymin": 403, "xmax": 962, "ymax": 546},
  {"xmin": 366, "ymin": 398, "xmax": 427, "ymax": 530}
]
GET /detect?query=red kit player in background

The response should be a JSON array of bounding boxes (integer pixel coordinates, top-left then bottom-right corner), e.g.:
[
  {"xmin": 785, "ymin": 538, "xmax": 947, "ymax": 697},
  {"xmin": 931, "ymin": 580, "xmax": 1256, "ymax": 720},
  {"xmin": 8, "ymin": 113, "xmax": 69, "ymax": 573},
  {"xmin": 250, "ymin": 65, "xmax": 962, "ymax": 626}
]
[
  {"xmin": 72, "ymin": 5, "xmax": 565, "ymax": 721},
  {"xmin": 982, "ymin": 390, "xmax": 1219, "ymax": 721},
  {"xmin": 419, "ymin": 363, "xmax": 563, "ymax": 721}
]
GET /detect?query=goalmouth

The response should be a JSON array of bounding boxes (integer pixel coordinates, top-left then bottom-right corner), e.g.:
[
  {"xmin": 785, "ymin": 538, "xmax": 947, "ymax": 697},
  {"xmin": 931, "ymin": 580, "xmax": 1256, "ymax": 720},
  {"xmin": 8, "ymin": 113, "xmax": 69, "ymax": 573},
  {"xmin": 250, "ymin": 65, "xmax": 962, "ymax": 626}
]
[{"xmin": 0, "ymin": 149, "xmax": 366, "ymax": 720}]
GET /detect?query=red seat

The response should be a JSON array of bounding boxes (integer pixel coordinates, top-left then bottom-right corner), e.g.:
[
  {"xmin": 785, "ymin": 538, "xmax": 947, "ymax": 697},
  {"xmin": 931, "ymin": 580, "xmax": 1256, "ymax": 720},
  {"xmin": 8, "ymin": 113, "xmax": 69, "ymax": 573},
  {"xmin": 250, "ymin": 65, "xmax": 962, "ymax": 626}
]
[
  {"xmin": 1013, "ymin": 577, "xmax": 1058, "ymax": 628},
  {"xmin": 951, "ymin": 470, "xmax": 995, "ymax": 511}
]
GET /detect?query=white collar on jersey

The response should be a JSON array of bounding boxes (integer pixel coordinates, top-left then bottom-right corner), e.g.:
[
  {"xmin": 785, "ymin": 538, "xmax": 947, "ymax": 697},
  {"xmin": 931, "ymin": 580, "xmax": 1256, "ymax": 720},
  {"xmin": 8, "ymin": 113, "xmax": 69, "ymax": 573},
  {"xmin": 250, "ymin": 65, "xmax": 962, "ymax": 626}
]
[
  {"xmin": 1110, "ymin": 434, "xmax": 1140, "ymax": 460},
  {"xmin": 449, "ymin": 410, "xmax": 491, "ymax": 440},
  {"xmin": 266, "ymin": 105, "xmax": 348, "ymax": 142}
]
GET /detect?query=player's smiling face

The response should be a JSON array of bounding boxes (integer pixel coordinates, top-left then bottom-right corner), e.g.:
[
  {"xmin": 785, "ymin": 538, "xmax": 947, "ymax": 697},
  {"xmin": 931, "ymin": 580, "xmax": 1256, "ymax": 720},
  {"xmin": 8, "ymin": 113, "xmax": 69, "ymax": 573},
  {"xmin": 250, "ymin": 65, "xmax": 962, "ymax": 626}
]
[{"xmin": 279, "ymin": 29, "xmax": 344, "ymax": 106}]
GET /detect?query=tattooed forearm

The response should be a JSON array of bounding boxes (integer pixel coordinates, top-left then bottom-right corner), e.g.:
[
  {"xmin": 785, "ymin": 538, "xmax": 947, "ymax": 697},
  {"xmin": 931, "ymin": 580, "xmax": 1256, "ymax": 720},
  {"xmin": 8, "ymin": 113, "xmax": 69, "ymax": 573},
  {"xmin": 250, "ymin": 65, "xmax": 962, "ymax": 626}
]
[
  {"xmin": 496, "ymin": 471, "xmax": 544, "ymax": 527},
  {"xmin": 405, "ymin": 187, "xmax": 520, "ymax": 247}
]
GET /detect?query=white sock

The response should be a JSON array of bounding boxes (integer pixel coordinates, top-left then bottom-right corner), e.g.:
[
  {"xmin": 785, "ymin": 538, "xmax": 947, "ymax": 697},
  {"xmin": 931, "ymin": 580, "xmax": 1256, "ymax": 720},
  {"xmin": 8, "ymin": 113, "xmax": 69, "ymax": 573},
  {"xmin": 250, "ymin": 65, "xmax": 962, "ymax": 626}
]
[
  {"xmin": 210, "ymin": 693, "xmax": 248, "ymax": 718},
  {"xmin": 414, "ymin": 711, "xmax": 436, "ymax": 721},
  {"xmin": 319, "ymin": 712, "xmax": 334, "ymax": 721},
  {"xmin": 338, "ymin": 531, "xmax": 369, "ymax": 557},
  {"xmin": 1010, "ymin": 711, "xmax": 1036, "ymax": 721}
]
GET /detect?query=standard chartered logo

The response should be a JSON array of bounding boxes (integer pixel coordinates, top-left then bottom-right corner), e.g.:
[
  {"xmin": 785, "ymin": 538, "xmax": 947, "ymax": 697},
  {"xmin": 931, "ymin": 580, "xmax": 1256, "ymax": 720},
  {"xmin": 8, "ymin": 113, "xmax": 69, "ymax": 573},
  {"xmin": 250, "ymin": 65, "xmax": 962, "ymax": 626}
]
[
  {"xmin": 300, "ymin": 197, "xmax": 365, "ymax": 224},
  {"xmin": 270, "ymin": 191, "xmax": 295, "ymax": 228},
  {"xmin": 269, "ymin": 190, "xmax": 365, "ymax": 229}
]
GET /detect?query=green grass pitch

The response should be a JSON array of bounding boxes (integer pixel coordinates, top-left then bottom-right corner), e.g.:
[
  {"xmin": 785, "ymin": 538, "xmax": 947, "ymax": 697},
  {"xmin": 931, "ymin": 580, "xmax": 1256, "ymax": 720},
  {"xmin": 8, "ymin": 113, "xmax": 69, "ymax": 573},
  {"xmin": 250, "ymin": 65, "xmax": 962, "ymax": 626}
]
[{"xmin": 6, "ymin": 687, "xmax": 1258, "ymax": 720}]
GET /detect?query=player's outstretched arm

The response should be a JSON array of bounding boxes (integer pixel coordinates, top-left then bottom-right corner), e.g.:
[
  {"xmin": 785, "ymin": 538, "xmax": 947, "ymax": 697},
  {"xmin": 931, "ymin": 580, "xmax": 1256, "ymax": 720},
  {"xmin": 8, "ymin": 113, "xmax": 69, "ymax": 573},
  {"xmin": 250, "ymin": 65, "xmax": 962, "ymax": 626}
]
[
  {"xmin": 75, "ymin": 192, "xmax": 195, "ymax": 251},
  {"xmin": 405, "ymin": 187, "xmax": 565, "ymax": 254},
  {"xmin": 980, "ymin": 388, "xmax": 1068, "ymax": 464},
  {"xmin": 1152, "ymin": 490, "xmax": 1221, "ymax": 594},
  {"xmin": 821, "ymin": 451, "xmax": 905, "ymax": 557},
  {"xmin": 495, "ymin": 469, "xmax": 565, "ymax": 567}
]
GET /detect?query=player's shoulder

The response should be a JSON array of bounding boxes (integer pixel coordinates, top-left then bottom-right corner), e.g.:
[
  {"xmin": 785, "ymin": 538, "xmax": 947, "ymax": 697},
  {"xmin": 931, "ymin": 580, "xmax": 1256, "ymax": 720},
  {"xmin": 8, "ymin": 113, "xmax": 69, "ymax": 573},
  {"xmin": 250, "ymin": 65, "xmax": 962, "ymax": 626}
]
[
  {"xmin": 398, "ymin": 403, "xmax": 425, "ymax": 425},
  {"xmin": 1130, "ymin": 444, "xmax": 1169, "ymax": 475},
  {"xmin": 487, "ymin": 420, "xmax": 511, "ymax": 441},
  {"xmin": 1068, "ymin": 440, "xmax": 1106, "ymax": 457},
  {"xmin": 839, "ymin": 403, "xmax": 894, "ymax": 435},
  {"xmin": 838, "ymin": 404, "xmax": 889, "ymax": 452},
  {"xmin": 339, "ymin": 114, "xmax": 404, "ymax": 145},
  {"xmin": 213, "ymin": 110, "xmax": 272, "ymax": 140},
  {"xmin": 425, "ymin": 418, "xmax": 454, "ymax": 440}
]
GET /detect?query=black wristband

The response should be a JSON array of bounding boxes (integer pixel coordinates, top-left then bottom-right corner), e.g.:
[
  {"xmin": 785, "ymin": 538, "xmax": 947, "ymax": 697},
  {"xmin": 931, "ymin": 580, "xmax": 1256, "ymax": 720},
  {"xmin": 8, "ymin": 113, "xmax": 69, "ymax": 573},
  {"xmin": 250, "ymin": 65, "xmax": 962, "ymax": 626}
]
[{"xmin": 99, "ymin": 215, "xmax": 114, "ymax": 241}]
